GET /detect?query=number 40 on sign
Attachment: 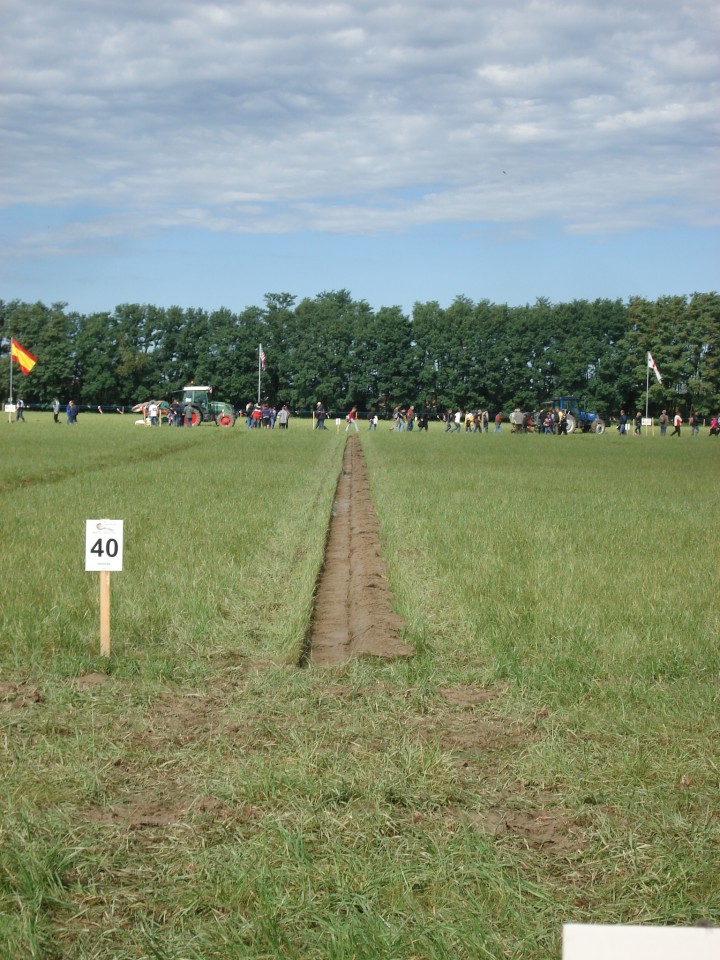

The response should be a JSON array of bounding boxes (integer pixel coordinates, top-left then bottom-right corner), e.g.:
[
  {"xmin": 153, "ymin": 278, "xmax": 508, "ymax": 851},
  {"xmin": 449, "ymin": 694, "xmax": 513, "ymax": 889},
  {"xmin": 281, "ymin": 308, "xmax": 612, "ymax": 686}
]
[
  {"xmin": 85, "ymin": 520, "xmax": 124, "ymax": 657},
  {"xmin": 85, "ymin": 519, "xmax": 124, "ymax": 572}
]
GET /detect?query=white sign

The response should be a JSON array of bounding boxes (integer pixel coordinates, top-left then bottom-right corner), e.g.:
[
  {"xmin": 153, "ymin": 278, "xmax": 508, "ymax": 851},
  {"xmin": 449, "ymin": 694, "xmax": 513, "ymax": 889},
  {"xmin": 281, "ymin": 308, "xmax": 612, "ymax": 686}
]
[
  {"xmin": 563, "ymin": 924, "xmax": 720, "ymax": 960},
  {"xmin": 85, "ymin": 519, "xmax": 124, "ymax": 572}
]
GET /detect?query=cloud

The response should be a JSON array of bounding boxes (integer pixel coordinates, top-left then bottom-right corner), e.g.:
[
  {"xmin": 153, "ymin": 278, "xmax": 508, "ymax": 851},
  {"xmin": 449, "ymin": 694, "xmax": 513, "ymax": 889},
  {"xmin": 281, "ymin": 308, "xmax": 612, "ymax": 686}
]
[{"xmin": 2, "ymin": 0, "xmax": 718, "ymax": 255}]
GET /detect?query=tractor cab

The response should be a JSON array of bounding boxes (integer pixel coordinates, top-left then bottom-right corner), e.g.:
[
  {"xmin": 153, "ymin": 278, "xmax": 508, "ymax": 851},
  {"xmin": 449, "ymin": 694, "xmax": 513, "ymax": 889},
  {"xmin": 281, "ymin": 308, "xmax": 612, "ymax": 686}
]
[
  {"xmin": 551, "ymin": 396, "xmax": 583, "ymax": 419},
  {"xmin": 182, "ymin": 385, "xmax": 213, "ymax": 412}
]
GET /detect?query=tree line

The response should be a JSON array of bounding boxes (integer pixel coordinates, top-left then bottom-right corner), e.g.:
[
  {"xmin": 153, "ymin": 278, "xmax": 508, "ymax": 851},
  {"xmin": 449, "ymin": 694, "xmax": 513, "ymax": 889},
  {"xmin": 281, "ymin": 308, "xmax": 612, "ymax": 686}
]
[{"xmin": 1, "ymin": 291, "xmax": 718, "ymax": 416}]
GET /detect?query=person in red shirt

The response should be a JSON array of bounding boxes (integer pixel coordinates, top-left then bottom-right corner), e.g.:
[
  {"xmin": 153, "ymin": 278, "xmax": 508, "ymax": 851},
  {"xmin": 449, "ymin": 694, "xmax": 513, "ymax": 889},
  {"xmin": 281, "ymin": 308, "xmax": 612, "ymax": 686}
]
[{"xmin": 345, "ymin": 406, "xmax": 360, "ymax": 433}]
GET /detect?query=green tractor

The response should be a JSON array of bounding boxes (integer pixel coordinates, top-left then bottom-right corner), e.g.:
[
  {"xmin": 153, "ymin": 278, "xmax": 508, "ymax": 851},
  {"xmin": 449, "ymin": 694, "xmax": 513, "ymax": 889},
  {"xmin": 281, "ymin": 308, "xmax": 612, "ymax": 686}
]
[
  {"xmin": 549, "ymin": 396, "xmax": 606, "ymax": 434},
  {"xmin": 181, "ymin": 385, "xmax": 236, "ymax": 427}
]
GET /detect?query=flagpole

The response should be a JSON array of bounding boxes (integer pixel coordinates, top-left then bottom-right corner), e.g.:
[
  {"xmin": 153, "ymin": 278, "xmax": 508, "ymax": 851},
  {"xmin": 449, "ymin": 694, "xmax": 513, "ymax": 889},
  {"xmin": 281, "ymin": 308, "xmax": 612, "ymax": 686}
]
[
  {"xmin": 645, "ymin": 353, "xmax": 650, "ymax": 419},
  {"xmin": 257, "ymin": 344, "xmax": 261, "ymax": 405}
]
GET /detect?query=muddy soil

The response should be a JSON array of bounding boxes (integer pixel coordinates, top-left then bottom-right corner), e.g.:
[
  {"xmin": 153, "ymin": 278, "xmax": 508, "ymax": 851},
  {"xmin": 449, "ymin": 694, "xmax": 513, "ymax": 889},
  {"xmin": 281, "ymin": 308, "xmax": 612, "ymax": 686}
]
[{"xmin": 308, "ymin": 436, "xmax": 414, "ymax": 665}]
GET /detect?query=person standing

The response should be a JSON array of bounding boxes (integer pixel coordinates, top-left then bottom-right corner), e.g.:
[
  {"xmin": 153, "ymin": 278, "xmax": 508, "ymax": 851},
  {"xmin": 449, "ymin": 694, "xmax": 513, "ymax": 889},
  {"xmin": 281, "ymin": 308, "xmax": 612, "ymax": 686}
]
[
  {"xmin": 658, "ymin": 410, "xmax": 668, "ymax": 436},
  {"xmin": 633, "ymin": 411, "xmax": 642, "ymax": 436},
  {"xmin": 53, "ymin": 398, "xmax": 60, "ymax": 423},
  {"xmin": 493, "ymin": 411, "xmax": 502, "ymax": 433},
  {"xmin": 15, "ymin": 398, "xmax": 25, "ymax": 421},
  {"xmin": 345, "ymin": 406, "xmax": 360, "ymax": 433},
  {"xmin": 66, "ymin": 400, "xmax": 76, "ymax": 424},
  {"xmin": 148, "ymin": 401, "xmax": 159, "ymax": 426},
  {"xmin": 406, "ymin": 405, "xmax": 415, "ymax": 432},
  {"xmin": 315, "ymin": 402, "xmax": 327, "ymax": 430},
  {"xmin": 171, "ymin": 400, "xmax": 184, "ymax": 426},
  {"xmin": 670, "ymin": 411, "xmax": 682, "ymax": 437},
  {"xmin": 689, "ymin": 411, "xmax": 700, "ymax": 437},
  {"xmin": 277, "ymin": 405, "xmax": 290, "ymax": 429}
]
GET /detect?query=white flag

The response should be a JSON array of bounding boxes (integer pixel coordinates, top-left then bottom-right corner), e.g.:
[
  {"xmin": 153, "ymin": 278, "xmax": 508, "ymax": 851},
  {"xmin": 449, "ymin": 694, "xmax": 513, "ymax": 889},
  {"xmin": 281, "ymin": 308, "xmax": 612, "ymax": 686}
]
[{"xmin": 647, "ymin": 352, "xmax": 662, "ymax": 383}]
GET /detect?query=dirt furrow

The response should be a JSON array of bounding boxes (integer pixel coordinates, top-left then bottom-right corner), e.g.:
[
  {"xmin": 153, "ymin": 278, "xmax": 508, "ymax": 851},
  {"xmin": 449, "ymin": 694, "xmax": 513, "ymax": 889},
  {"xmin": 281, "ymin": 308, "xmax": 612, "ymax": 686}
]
[{"xmin": 308, "ymin": 437, "xmax": 414, "ymax": 665}]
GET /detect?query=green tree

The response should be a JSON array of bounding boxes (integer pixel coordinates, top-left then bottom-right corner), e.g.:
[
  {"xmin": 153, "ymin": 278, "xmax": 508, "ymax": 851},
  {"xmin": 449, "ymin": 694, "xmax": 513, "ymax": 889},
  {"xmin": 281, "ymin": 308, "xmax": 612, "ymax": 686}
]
[
  {"xmin": 0, "ymin": 301, "xmax": 75, "ymax": 404},
  {"xmin": 76, "ymin": 311, "xmax": 120, "ymax": 406}
]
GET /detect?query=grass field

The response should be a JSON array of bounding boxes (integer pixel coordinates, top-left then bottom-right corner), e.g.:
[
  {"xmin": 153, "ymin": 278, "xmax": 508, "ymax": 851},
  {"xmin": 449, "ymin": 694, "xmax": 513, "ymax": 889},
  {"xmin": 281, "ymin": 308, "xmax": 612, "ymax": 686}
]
[{"xmin": 1, "ymin": 414, "xmax": 718, "ymax": 959}]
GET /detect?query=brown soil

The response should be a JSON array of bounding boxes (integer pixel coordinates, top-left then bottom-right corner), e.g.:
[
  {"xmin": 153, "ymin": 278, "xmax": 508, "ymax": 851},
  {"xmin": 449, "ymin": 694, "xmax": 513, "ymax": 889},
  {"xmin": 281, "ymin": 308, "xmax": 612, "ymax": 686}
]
[{"xmin": 308, "ymin": 436, "xmax": 414, "ymax": 665}]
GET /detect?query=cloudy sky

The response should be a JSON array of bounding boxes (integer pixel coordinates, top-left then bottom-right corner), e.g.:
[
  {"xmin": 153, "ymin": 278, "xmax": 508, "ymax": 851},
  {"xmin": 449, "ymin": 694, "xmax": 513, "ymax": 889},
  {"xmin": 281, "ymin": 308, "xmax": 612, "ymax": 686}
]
[{"xmin": 2, "ymin": 0, "xmax": 718, "ymax": 315}]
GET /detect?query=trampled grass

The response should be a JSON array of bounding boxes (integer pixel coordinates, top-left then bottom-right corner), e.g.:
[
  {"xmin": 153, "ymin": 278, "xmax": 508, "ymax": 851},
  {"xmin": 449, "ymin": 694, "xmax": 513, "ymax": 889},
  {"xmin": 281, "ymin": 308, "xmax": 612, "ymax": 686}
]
[{"xmin": 0, "ymin": 414, "xmax": 718, "ymax": 959}]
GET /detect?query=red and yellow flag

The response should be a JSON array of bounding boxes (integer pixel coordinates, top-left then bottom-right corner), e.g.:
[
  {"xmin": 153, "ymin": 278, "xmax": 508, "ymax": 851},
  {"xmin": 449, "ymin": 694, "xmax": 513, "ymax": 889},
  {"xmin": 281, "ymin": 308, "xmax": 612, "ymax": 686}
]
[{"xmin": 11, "ymin": 338, "xmax": 38, "ymax": 375}]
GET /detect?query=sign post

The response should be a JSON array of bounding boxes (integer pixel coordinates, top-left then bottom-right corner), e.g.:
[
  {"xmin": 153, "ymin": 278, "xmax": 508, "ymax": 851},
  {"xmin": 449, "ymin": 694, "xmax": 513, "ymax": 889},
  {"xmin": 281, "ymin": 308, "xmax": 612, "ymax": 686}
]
[{"xmin": 85, "ymin": 520, "xmax": 124, "ymax": 658}]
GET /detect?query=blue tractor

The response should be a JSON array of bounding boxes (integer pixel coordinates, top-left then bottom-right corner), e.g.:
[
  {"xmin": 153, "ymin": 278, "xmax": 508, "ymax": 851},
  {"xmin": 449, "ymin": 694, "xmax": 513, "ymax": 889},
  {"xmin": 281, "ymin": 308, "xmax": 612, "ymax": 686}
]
[{"xmin": 548, "ymin": 396, "xmax": 606, "ymax": 434}]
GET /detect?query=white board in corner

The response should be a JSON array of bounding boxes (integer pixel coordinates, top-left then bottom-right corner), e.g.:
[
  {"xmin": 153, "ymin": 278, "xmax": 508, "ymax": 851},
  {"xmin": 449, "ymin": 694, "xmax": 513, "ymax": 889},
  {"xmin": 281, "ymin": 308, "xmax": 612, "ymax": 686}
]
[{"xmin": 562, "ymin": 924, "xmax": 719, "ymax": 960}]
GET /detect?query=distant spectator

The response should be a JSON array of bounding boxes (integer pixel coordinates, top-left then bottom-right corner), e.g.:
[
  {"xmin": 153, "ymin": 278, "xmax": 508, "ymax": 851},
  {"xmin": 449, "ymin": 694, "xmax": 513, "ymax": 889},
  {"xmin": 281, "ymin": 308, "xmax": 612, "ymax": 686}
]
[
  {"xmin": 277, "ymin": 405, "xmax": 290, "ymax": 429},
  {"xmin": 493, "ymin": 412, "xmax": 502, "ymax": 433},
  {"xmin": 658, "ymin": 410, "xmax": 668, "ymax": 436},
  {"xmin": 15, "ymin": 398, "xmax": 25, "ymax": 422},
  {"xmin": 670, "ymin": 411, "xmax": 682, "ymax": 437},
  {"xmin": 53, "ymin": 398, "xmax": 60, "ymax": 423}
]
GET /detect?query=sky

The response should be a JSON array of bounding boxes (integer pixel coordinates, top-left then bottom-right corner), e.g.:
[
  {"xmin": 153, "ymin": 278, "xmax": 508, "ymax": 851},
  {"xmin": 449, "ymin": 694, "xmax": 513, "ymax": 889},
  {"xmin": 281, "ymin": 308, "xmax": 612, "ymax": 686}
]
[{"xmin": 1, "ymin": 0, "xmax": 718, "ymax": 317}]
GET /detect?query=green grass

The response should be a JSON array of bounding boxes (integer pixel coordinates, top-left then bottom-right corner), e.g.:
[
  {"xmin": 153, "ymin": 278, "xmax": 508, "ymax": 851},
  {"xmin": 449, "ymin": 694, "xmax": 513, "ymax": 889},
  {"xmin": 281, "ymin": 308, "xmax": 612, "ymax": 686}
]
[{"xmin": 1, "ymin": 415, "xmax": 718, "ymax": 958}]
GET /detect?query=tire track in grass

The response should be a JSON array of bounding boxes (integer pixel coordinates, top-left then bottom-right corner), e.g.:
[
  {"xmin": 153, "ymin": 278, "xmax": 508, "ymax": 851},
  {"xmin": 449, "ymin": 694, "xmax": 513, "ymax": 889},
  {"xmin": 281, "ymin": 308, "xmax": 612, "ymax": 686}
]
[{"xmin": 306, "ymin": 436, "xmax": 414, "ymax": 665}]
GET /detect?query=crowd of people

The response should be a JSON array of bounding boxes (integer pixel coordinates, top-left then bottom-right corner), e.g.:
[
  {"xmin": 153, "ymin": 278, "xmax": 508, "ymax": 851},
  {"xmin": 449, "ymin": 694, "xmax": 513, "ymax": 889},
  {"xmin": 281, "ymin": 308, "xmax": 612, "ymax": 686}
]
[
  {"xmin": 7, "ymin": 398, "xmax": 720, "ymax": 437},
  {"xmin": 243, "ymin": 402, "xmax": 291, "ymax": 429}
]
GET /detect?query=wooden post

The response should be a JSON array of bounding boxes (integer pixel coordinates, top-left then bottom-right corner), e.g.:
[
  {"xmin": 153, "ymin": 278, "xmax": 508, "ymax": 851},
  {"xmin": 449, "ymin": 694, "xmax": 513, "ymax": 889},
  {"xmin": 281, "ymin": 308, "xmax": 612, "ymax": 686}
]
[{"xmin": 100, "ymin": 570, "xmax": 111, "ymax": 657}]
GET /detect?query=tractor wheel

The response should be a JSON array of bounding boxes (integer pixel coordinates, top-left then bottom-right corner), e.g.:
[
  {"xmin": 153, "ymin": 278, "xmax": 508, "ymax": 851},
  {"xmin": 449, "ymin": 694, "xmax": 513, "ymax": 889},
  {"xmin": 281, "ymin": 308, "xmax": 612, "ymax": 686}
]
[
  {"xmin": 565, "ymin": 413, "xmax": 577, "ymax": 434},
  {"xmin": 593, "ymin": 419, "xmax": 606, "ymax": 435},
  {"xmin": 185, "ymin": 404, "xmax": 202, "ymax": 427},
  {"xmin": 218, "ymin": 413, "xmax": 235, "ymax": 427}
]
